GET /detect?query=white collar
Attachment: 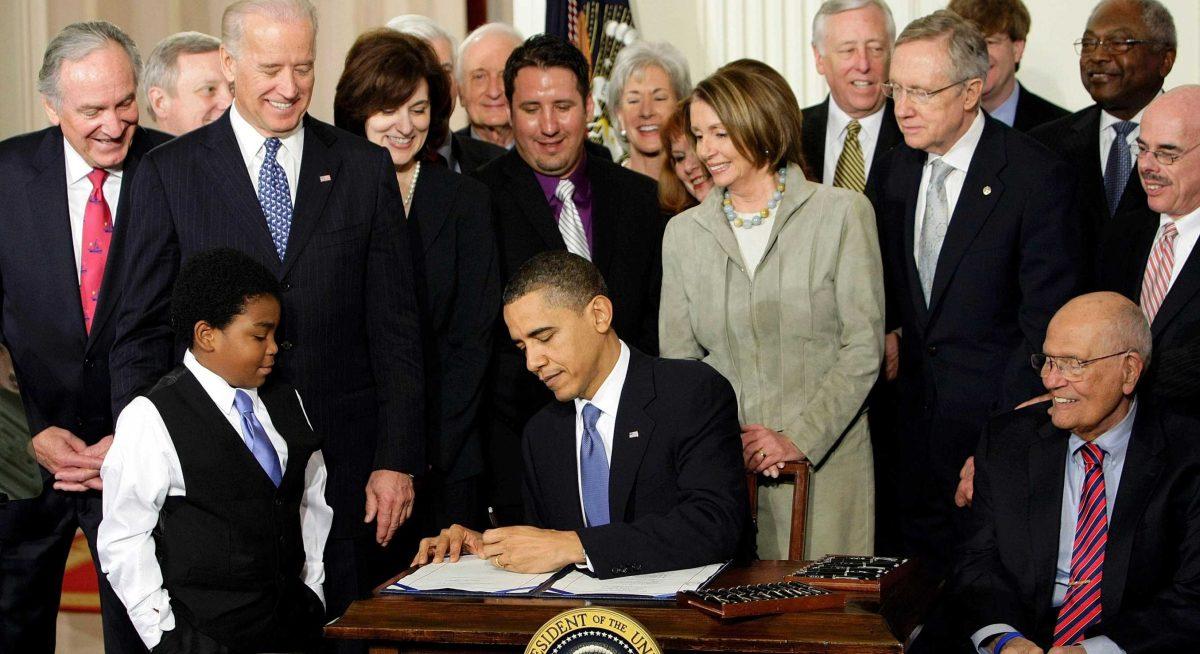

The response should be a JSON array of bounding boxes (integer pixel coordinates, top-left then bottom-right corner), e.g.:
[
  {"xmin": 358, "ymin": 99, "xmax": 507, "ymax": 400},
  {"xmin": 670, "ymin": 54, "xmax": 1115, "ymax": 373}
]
[
  {"xmin": 1161, "ymin": 204, "xmax": 1200, "ymax": 233},
  {"xmin": 63, "ymin": 136, "xmax": 123, "ymax": 186},
  {"xmin": 229, "ymin": 101, "xmax": 305, "ymax": 163},
  {"xmin": 926, "ymin": 110, "xmax": 985, "ymax": 174},
  {"xmin": 1100, "ymin": 99, "xmax": 1153, "ymax": 131},
  {"xmin": 828, "ymin": 97, "xmax": 886, "ymax": 138},
  {"xmin": 573, "ymin": 340, "xmax": 630, "ymax": 419},
  {"xmin": 183, "ymin": 349, "xmax": 260, "ymax": 416}
]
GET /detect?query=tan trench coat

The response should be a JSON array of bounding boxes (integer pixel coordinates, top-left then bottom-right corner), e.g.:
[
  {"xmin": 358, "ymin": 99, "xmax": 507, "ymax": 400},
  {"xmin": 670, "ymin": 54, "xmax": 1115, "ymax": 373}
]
[{"xmin": 659, "ymin": 166, "xmax": 885, "ymax": 559}]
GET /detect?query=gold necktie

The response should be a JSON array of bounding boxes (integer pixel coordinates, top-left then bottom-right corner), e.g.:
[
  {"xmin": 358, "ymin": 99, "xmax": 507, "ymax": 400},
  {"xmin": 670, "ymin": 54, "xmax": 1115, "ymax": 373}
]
[{"xmin": 833, "ymin": 119, "xmax": 866, "ymax": 193}]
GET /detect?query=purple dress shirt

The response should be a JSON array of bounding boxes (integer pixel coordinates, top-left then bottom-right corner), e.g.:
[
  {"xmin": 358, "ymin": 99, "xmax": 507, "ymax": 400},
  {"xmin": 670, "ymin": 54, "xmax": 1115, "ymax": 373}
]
[{"xmin": 533, "ymin": 154, "xmax": 594, "ymax": 254}]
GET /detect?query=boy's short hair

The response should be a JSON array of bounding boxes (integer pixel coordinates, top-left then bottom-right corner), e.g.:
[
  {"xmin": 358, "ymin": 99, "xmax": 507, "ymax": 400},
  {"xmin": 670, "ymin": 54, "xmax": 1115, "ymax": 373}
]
[
  {"xmin": 502, "ymin": 251, "xmax": 608, "ymax": 312},
  {"xmin": 171, "ymin": 248, "xmax": 282, "ymax": 343}
]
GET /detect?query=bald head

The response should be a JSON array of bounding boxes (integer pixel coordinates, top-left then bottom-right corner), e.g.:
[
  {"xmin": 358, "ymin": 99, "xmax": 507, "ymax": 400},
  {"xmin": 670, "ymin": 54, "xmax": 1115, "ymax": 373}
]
[
  {"xmin": 1050, "ymin": 292, "xmax": 1152, "ymax": 360},
  {"xmin": 1138, "ymin": 85, "xmax": 1200, "ymax": 217}
]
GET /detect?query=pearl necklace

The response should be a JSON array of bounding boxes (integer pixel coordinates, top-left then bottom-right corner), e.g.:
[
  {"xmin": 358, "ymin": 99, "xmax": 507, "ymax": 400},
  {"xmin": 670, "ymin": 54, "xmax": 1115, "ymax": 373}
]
[
  {"xmin": 722, "ymin": 168, "xmax": 787, "ymax": 229},
  {"xmin": 401, "ymin": 161, "xmax": 421, "ymax": 214}
]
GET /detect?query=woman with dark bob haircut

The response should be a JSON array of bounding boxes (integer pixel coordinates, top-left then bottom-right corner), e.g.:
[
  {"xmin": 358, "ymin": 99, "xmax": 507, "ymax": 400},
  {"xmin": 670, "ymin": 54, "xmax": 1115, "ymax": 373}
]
[{"xmin": 335, "ymin": 28, "xmax": 500, "ymax": 536}]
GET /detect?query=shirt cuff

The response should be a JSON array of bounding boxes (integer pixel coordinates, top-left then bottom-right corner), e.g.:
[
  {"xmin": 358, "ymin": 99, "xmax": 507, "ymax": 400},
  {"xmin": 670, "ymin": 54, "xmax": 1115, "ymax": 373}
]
[
  {"xmin": 971, "ymin": 624, "xmax": 1017, "ymax": 653},
  {"xmin": 1081, "ymin": 636, "xmax": 1126, "ymax": 654},
  {"xmin": 127, "ymin": 588, "xmax": 175, "ymax": 649},
  {"xmin": 306, "ymin": 581, "xmax": 326, "ymax": 607}
]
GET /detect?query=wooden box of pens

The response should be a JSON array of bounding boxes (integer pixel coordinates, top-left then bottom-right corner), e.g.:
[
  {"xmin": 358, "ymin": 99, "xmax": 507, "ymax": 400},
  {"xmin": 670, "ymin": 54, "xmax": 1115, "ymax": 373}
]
[
  {"xmin": 786, "ymin": 555, "xmax": 915, "ymax": 597},
  {"xmin": 677, "ymin": 580, "xmax": 846, "ymax": 618}
]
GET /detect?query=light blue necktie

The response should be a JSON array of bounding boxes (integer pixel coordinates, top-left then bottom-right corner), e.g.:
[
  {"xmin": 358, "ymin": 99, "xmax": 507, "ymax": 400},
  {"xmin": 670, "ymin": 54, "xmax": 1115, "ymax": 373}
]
[
  {"xmin": 1104, "ymin": 121, "xmax": 1137, "ymax": 217},
  {"xmin": 918, "ymin": 159, "xmax": 955, "ymax": 306},
  {"xmin": 579, "ymin": 403, "xmax": 609, "ymax": 527},
  {"xmin": 234, "ymin": 390, "xmax": 283, "ymax": 487},
  {"xmin": 258, "ymin": 137, "xmax": 293, "ymax": 260}
]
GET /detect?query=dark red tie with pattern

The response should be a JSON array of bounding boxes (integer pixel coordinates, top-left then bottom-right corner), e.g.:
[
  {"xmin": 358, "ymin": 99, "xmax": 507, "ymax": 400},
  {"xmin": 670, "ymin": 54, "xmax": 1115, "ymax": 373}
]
[
  {"xmin": 1053, "ymin": 442, "xmax": 1108, "ymax": 645},
  {"xmin": 79, "ymin": 168, "xmax": 112, "ymax": 333}
]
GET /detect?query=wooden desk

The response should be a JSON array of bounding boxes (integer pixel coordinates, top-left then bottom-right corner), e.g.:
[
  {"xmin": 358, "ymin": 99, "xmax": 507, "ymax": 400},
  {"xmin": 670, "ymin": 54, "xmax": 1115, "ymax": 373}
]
[{"xmin": 325, "ymin": 561, "xmax": 941, "ymax": 653}]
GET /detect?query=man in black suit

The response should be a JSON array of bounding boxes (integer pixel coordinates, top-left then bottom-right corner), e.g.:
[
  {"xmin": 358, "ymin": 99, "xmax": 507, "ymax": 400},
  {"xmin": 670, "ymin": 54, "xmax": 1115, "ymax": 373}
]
[
  {"xmin": 455, "ymin": 22, "xmax": 523, "ymax": 151},
  {"xmin": 868, "ymin": 10, "xmax": 1082, "ymax": 569},
  {"xmin": 953, "ymin": 292, "xmax": 1200, "ymax": 654},
  {"xmin": 1029, "ymin": 0, "xmax": 1176, "ymax": 280},
  {"xmin": 947, "ymin": 0, "xmax": 1069, "ymax": 132},
  {"xmin": 108, "ymin": 0, "xmax": 424, "ymax": 632},
  {"xmin": 474, "ymin": 34, "xmax": 663, "ymax": 525},
  {"xmin": 802, "ymin": 0, "xmax": 903, "ymax": 190},
  {"xmin": 1098, "ymin": 85, "xmax": 1200, "ymax": 419},
  {"xmin": 0, "ymin": 21, "xmax": 170, "ymax": 654},
  {"xmin": 414, "ymin": 252, "xmax": 746, "ymax": 577}
]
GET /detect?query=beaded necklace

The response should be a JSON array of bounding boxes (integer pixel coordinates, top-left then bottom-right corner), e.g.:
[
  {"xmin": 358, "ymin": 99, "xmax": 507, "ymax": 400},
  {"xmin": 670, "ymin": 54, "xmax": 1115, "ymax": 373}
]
[{"xmin": 722, "ymin": 168, "xmax": 787, "ymax": 229}]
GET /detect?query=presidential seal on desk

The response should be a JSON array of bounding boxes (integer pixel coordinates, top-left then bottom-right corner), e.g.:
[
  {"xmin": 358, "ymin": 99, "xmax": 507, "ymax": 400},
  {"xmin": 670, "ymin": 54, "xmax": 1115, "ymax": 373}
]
[{"xmin": 525, "ymin": 607, "xmax": 661, "ymax": 654}]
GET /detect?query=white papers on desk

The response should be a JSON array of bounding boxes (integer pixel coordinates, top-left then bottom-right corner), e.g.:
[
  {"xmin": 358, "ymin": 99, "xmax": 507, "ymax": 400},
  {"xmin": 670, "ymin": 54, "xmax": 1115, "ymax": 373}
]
[
  {"xmin": 545, "ymin": 562, "xmax": 726, "ymax": 599},
  {"xmin": 385, "ymin": 555, "xmax": 553, "ymax": 594}
]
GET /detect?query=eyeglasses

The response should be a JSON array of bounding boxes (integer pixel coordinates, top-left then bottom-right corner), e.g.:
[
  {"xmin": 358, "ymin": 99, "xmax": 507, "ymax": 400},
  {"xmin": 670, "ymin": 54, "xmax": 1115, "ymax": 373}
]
[
  {"xmin": 880, "ymin": 78, "xmax": 971, "ymax": 105},
  {"xmin": 1136, "ymin": 140, "xmax": 1200, "ymax": 166},
  {"xmin": 1074, "ymin": 38, "xmax": 1162, "ymax": 55},
  {"xmin": 1031, "ymin": 350, "xmax": 1131, "ymax": 381}
]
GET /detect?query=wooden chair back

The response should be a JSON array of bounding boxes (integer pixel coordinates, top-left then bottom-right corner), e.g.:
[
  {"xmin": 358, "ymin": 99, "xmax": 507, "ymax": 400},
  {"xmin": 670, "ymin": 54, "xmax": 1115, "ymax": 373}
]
[{"xmin": 746, "ymin": 461, "xmax": 812, "ymax": 561}]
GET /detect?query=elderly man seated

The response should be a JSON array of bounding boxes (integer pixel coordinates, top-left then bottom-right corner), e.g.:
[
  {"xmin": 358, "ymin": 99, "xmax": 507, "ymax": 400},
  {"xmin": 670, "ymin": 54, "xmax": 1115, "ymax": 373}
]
[{"xmin": 953, "ymin": 292, "xmax": 1200, "ymax": 654}]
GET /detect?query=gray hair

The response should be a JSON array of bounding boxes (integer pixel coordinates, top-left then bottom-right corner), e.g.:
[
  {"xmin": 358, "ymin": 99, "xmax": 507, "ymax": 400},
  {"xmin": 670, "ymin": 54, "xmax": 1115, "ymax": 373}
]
[
  {"xmin": 1115, "ymin": 301, "xmax": 1154, "ymax": 363},
  {"xmin": 456, "ymin": 22, "xmax": 524, "ymax": 85},
  {"xmin": 1088, "ymin": 0, "xmax": 1177, "ymax": 50},
  {"xmin": 812, "ymin": 0, "xmax": 896, "ymax": 53},
  {"xmin": 386, "ymin": 14, "xmax": 457, "ymax": 66},
  {"xmin": 222, "ymin": 0, "xmax": 317, "ymax": 59},
  {"xmin": 895, "ymin": 10, "xmax": 989, "ymax": 84},
  {"xmin": 38, "ymin": 21, "xmax": 142, "ymax": 108},
  {"xmin": 141, "ymin": 31, "xmax": 221, "ymax": 121},
  {"xmin": 605, "ymin": 40, "xmax": 692, "ymax": 120}
]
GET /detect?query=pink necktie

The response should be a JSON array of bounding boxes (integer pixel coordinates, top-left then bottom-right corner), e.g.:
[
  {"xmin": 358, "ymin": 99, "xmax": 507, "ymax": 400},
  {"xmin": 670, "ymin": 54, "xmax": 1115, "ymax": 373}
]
[
  {"xmin": 79, "ymin": 168, "xmax": 112, "ymax": 333},
  {"xmin": 1140, "ymin": 222, "xmax": 1178, "ymax": 324}
]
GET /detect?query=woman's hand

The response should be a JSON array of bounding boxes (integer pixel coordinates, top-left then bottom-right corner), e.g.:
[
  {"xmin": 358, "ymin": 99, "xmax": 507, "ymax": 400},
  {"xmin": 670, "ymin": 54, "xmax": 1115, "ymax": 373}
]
[{"xmin": 741, "ymin": 424, "xmax": 805, "ymax": 477}]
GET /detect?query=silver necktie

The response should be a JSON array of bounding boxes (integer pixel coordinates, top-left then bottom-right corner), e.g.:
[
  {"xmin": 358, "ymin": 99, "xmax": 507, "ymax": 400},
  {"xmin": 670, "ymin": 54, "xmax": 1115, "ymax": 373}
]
[
  {"xmin": 555, "ymin": 179, "xmax": 591, "ymax": 261},
  {"xmin": 918, "ymin": 159, "xmax": 954, "ymax": 306}
]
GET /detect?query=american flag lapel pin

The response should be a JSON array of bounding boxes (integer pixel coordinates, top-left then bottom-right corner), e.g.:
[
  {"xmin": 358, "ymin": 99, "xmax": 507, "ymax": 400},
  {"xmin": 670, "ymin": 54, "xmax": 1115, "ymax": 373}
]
[
  {"xmin": 628, "ymin": 430, "xmax": 639, "ymax": 439},
  {"xmin": 319, "ymin": 174, "xmax": 332, "ymax": 182}
]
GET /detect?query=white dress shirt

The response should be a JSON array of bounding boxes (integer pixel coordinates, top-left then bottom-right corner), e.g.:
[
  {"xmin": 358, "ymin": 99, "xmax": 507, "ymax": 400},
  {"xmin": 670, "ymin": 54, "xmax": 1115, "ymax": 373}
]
[
  {"xmin": 1099, "ymin": 106, "xmax": 1146, "ymax": 178},
  {"xmin": 822, "ymin": 99, "xmax": 887, "ymax": 186},
  {"xmin": 913, "ymin": 110, "xmax": 986, "ymax": 265},
  {"xmin": 1155, "ymin": 207, "xmax": 1200, "ymax": 290},
  {"xmin": 64, "ymin": 139, "xmax": 123, "ymax": 280},
  {"xmin": 229, "ymin": 101, "xmax": 303, "ymax": 205},
  {"xmin": 98, "ymin": 350, "xmax": 332, "ymax": 649}
]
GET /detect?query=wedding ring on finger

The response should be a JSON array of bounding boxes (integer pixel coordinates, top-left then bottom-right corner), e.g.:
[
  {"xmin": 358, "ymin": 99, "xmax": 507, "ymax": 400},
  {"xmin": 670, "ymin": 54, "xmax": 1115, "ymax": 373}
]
[{"xmin": 758, "ymin": 449, "xmax": 767, "ymax": 460}]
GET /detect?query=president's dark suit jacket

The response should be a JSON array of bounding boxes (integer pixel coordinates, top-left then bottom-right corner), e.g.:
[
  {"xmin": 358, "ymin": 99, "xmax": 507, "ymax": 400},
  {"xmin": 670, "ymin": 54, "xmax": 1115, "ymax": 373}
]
[
  {"xmin": 868, "ymin": 115, "xmax": 1083, "ymax": 551},
  {"xmin": 953, "ymin": 404, "xmax": 1200, "ymax": 652},
  {"xmin": 0, "ymin": 126, "xmax": 170, "ymax": 445},
  {"xmin": 800, "ymin": 97, "xmax": 903, "ymax": 184},
  {"xmin": 449, "ymin": 129, "xmax": 505, "ymax": 174},
  {"xmin": 521, "ymin": 347, "xmax": 748, "ymax": 578},
  {"xmin": 1097, "ymin": 217, "xmax": 1200, "ymax": 418},
  {"xmin": 473, "ymin": 149, "xmax": 664, "ymax": 511},
  {"xmin": 407, "ymin": 163, "xmax": 500, "ymax": 478},
  {"xmin": 1030, "ymin": 105, "xmax": 1158, "ymax": 283},
  {"xmin": 109, "ymin": 112, "xmax": 423, "ymax": 536},
  {"xmin": 1011, "ymin": 84, "xmax": 1070, "ymax": 133}
]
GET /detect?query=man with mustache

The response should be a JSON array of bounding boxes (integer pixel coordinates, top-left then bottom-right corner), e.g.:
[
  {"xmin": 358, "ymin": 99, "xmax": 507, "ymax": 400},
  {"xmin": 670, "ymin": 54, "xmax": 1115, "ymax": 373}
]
[
  {"xmin": 1029, "ymin": 0, "xmax": 1175, "ymax": 282},
  {"xmin": 0, "ymin": 20, "xmax": 170, "ymax": 653}
]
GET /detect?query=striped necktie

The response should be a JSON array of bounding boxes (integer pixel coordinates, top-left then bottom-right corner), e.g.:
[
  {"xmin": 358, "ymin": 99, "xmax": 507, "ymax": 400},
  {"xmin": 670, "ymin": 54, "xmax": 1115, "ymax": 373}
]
[
  {"xmin": 555, "ymin": 179, "xmax": 591, "ymax": 261},
  {"xmin": 1053, "ymin": 443, "xmax": 1108, "ymax": 646},
  {"xmin": 833, "ymin": 119, "xmax": 866, "ymax": 192},
  {"xmin": 1140, "ymin": 221, "xmax": 1178, "ymax": 323}
]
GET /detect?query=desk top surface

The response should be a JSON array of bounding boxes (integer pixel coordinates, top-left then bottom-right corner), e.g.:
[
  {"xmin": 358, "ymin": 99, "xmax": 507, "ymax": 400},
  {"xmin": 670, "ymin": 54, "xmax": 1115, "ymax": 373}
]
[{"xmin": 325, "ymin": 561, "xmax": 940, "ymax": 653}]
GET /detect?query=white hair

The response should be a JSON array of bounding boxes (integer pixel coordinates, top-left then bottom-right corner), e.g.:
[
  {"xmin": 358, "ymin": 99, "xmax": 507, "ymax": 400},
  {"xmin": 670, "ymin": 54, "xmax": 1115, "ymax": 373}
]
[
  {"xmin": 222, "ymin": 0, "xmax": 317, "ymax": 58},
  {"xmin": 386, "ymin": 14, "xmax": 457, "ymax": 67},
  {"xmin": 456, "ymin": 22, "xmax": 524, "ymax": 85},
  {"xmin": 38, "ymin": 21, "xmax": 142, "ymax": 108},
  {"xmin": 605, "ymin": 40, "xmax": 691, "ymax": 124},
  {"xmin": 141, "ymin": 31, "xmax": 221, "ymax": 121},
  {"xmin": 811, "ymin": 0, "xmax": 896, "ymax": 54}
]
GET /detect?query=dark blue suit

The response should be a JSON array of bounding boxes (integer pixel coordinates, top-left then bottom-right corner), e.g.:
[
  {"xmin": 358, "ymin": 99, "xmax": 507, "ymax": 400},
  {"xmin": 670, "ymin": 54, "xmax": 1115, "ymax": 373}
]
[
  {"xmin": 0, "ymin": 124, "xmax": 170, "ymax": 654},
  {"xmin": 108, "ymin": 110, "xmax": 424, "ymax": 622}
]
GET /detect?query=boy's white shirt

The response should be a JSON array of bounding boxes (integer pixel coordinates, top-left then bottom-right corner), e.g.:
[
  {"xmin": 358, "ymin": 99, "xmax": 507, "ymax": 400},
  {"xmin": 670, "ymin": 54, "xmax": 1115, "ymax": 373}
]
[{"xmin": 97, "ymin": 350, "xmax": 332, "ymax": 649}]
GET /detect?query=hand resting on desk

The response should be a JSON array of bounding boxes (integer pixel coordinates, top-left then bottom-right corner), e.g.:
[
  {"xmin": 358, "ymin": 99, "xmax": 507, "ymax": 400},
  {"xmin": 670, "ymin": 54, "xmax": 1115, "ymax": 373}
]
[{"xmin": 412, "ymin": 524, "xmax": 587, "ymax": 573}]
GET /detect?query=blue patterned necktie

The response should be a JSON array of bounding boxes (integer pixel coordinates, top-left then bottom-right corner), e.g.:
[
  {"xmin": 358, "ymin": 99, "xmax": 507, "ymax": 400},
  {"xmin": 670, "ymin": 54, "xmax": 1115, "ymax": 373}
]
[
  {"xmin": 579, "ymin": 403, "xmax": 609, "ymax": 527},
  {"xmin": 1103, "ymin": 121, "xmax": 1137, "ymax": 217},
  {"xmin": 234, "ymin": 390, "xmax": 283, "ymax": 487},
  {"xmin": 259, "ymin": 137, "xmax": 293, "ymax": 260}
]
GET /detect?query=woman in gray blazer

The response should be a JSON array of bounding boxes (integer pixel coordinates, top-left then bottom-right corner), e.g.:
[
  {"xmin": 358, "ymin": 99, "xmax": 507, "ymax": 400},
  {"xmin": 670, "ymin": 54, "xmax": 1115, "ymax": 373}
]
[{"xmin": 660, "ymin": 60, "xmax": 884, "ymax": 559}]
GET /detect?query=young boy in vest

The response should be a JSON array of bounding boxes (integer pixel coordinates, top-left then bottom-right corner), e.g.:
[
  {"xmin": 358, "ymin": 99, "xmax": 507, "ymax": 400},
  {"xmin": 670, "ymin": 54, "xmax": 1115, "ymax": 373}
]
[{"xmin": 98, "ymin": 248, "xmax": 331, "ymax": 653}]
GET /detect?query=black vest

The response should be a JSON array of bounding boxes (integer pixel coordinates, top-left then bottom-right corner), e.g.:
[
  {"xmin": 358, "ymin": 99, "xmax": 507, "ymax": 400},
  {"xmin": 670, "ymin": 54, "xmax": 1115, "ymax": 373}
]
[{"xmin": 147, "ymin": 367, "xmax": 322, "ymax": 650}]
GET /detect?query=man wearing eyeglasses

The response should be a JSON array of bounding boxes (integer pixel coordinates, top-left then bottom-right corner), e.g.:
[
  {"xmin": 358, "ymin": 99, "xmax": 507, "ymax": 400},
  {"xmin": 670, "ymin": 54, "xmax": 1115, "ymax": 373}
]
[
  {"xmin": 867, "ymin": 9, "xmax": 1082, "ymax": 571},
  {"xmin": 1029, "ymin": 0, "xmax": 1176, "ymax": 283},
  {"xmin": 952, "ymin": 291, "xmax": 1200, "ymax": 654}
]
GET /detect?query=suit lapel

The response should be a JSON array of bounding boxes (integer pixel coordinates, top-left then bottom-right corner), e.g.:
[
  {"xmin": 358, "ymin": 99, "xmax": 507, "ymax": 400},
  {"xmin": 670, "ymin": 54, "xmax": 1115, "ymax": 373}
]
[
  {"xmin": 502, "ymin": 152, "xmax": 565, "ymax": 250},
  {"xmin": 692, "ymin": 188, "xmax": 744, "ymax": 269},
  {"xmin": 587, "ymin": 160, "xmax": 617, "ymax": 280},
  {"xmin": 802, "ymin": 99, "xmax": 829, "ymax": 183},
  {"xmin": 894, "ymin": 146, "xmax": 929, "ymax": 328},
  {"xmin": 1101, "ymin": 407, "xmax": 1165, "ymax": 620},
  {"xmin": 1029, "ymin": 421, "xmax": 1069, "ymax": 613},
  {"xmin": 544, "ymin": 402, "xmax": 585, "ymax": 529},
  {"xmin": 201, "ymin": 114, "xmax": 280, "ymax": 266},
  {"xmin": 409, "ymin": 165, "xmax": 451, "ymax": 255},
  {"xmin": 1150, "ymin": 246, "xmax": 1200, "ymax": 337},
  {"xmin": 868, "ymin": 100, "xmax": 902, "ymax": 183},
  {"xmin": 281, "ymin": 116, "xmax": 340, "ymax": 279},
  {"xmin": 927, "ymin": 118, "xmax": 1006, "ymax": 314},
  {"xmin": 608, "ymin": 349, "xmax": 656, "ymax": 523},
  {"xmin": 27, "ymin": 128, "xmax": 87, "ymax": 345}
]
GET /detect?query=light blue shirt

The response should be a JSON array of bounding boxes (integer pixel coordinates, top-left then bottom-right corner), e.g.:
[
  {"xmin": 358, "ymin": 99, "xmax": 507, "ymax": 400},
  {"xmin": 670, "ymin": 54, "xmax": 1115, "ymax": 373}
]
[
  {"xmin": 971, "ymin": 400, "xmax": 1137, "ymax": 654},
  {"xmin": 990, "ymin": 83, "xmax": 1021, "ymax": 127}
]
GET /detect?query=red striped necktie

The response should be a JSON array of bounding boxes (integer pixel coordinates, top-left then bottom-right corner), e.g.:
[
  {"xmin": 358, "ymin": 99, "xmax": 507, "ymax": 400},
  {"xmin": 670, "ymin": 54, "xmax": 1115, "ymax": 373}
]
[{"xmin": 1053, "ymin": 442, "xmax": 1108, "ymax": 646}]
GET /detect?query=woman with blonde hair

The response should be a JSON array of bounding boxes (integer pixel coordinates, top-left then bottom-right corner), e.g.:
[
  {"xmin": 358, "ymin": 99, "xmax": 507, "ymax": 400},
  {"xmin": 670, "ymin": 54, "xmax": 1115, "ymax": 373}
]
[{"xmin": 659, "ymin": 59, "xmax": 884, "ymax": 559}]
